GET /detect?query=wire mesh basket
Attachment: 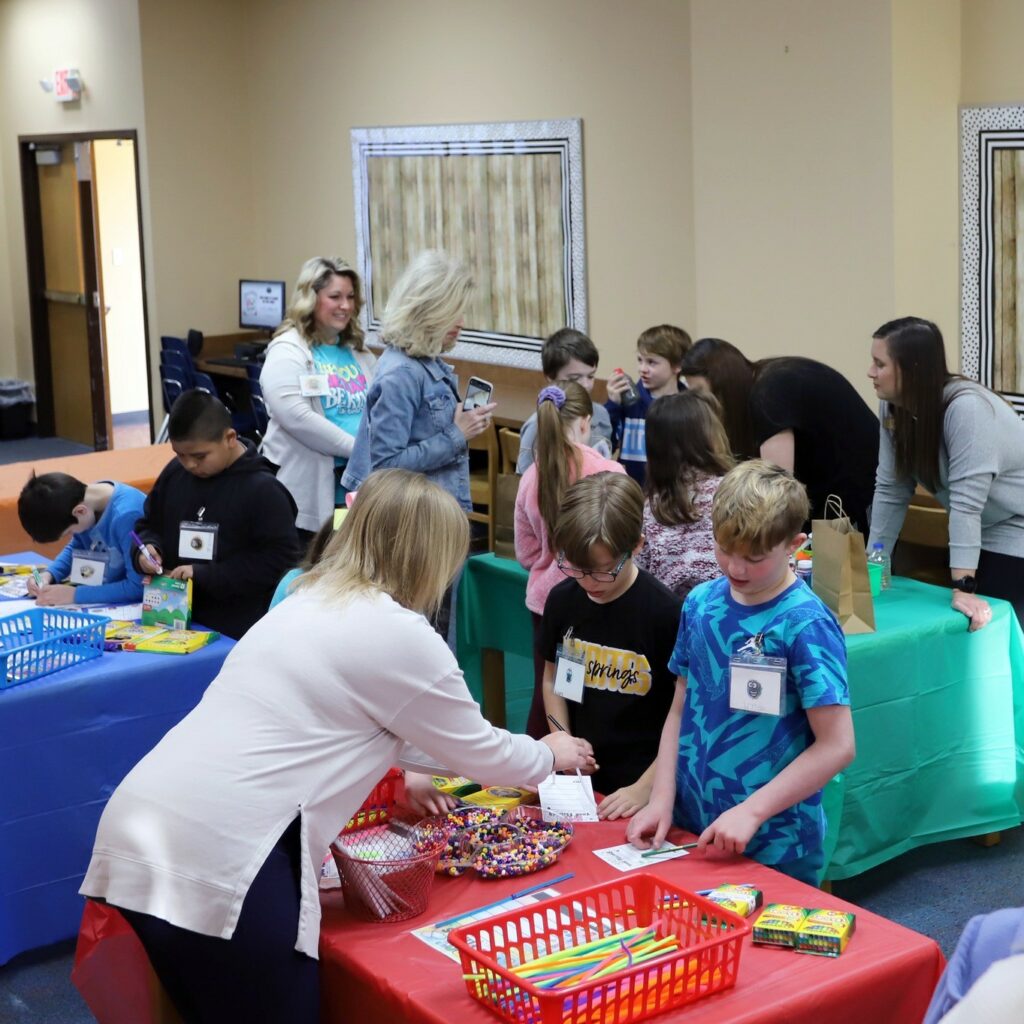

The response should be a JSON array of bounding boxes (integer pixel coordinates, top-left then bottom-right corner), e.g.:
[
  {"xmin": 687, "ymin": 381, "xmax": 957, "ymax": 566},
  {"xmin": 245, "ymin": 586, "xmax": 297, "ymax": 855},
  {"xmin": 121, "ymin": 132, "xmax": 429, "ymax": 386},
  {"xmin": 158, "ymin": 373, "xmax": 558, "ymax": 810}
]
[
  {"xmin": 331, "ymin": 820, "xmax": 446, "ymax": 923},
  {"xmin": 0, "ymin": 608, "xmax": 107, "ymax": 688}
]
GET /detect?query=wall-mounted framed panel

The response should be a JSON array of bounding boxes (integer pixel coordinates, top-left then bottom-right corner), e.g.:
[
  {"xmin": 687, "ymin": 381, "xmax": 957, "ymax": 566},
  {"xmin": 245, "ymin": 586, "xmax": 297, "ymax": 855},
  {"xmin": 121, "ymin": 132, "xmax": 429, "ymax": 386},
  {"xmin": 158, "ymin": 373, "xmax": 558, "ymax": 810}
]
[
  {"xmin": 961, "ymin": 105, "xmax": 1024, "ymax": 414},
  {"xmin": 352, "ymin": 119, "xmax": 585, "ymax": 369}
]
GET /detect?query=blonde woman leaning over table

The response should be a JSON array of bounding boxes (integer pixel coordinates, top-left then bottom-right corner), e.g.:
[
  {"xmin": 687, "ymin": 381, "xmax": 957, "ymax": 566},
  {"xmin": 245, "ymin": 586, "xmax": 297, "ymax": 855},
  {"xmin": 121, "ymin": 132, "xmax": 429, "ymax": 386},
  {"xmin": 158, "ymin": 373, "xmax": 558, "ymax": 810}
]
[
  {"xmin": 261, "ymin": 256, "xmax": 376, "ymax": 546},
  {"xmin": 80, "ymin": 469, "xmax": 594, "ymax": 1024},
  {"xmin": 868, "ymin": 316, "xmax": 1024, "ymax": 631}
]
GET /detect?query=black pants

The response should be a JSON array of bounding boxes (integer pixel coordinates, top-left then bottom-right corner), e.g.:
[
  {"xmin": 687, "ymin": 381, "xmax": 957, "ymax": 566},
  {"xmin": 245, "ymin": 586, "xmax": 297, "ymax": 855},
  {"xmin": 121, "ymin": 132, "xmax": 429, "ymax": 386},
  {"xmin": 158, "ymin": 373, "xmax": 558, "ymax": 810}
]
[
  {"xmin": 526, "ymin": 611, "xmax": 548, "ymax": 739},
  {"xmin": 977, "ymin": 548, "xmax": 1024, "ymax": 625},
  {"xmin": 120, "ymin": 818, "xmax": 319, "ymax": 1024}
]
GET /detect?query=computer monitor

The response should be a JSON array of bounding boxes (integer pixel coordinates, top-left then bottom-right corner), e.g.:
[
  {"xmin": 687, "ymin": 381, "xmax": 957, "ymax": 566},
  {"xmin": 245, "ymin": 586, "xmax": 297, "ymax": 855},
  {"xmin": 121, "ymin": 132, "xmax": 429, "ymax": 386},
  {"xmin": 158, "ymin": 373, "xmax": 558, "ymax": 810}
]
[{"xmin": 239, "ymin": 279, "xmax": 286, "ymax": 331}]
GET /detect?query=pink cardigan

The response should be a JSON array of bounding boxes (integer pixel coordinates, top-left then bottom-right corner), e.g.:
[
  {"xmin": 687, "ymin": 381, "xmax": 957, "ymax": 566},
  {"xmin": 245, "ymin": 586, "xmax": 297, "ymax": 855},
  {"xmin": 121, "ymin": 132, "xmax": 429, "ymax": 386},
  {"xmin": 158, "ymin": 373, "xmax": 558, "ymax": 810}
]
[{"xmin": 514, "ymin": 444, "xmax": 626, "ymax": 615}]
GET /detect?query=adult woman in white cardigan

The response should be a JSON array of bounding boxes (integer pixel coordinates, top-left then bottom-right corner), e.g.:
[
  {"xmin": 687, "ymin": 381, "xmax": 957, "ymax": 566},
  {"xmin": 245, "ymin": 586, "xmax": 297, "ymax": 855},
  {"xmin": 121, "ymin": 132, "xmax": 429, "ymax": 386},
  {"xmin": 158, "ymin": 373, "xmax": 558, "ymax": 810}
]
[
  {"xmin": 80, "ymin": 469, "xmax": 594, "ymax": 1024},
  {"xmin": 261, "ymin": 257, "xmax": 377, "ymax": 544}
]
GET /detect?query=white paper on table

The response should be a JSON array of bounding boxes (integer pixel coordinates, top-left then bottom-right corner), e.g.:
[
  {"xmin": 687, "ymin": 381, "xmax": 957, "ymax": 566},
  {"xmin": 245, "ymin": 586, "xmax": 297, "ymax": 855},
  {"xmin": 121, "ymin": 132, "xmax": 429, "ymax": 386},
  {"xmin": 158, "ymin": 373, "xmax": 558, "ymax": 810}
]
[
  {"xmin": 68, "ymin": 603, "xmax": 143, "ymax": 620},
  {"xmin": 538, "ymin": 773, "xmax": 599, "ymax": 822},
  {"xmin": 592, "ymin": 842, "xmax": 690, "ymax": 872},
  {"xmin": 0, "ymin": 599, "xmax": 37, "ymax": 617},
  {"xmin": 0, "ymin": 578, "xmax": 30, "ymax": 598}
]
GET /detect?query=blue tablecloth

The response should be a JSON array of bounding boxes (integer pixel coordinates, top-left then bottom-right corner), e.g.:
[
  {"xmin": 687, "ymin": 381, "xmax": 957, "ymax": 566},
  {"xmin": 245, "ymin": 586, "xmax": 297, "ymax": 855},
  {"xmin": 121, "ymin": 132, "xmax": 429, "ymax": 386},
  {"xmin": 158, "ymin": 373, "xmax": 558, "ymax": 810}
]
[{"xmin": 0, "ymin": 556, "xmax": 234, "ymax": 964}]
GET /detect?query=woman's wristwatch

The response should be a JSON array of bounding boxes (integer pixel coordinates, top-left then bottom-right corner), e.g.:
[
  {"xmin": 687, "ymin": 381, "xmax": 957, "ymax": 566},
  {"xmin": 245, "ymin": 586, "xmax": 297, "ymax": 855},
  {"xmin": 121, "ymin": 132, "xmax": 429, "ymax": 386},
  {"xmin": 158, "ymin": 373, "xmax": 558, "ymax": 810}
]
[{"xmin": 951, "ymin": 576, "xmax": 977, "ymax": 594}]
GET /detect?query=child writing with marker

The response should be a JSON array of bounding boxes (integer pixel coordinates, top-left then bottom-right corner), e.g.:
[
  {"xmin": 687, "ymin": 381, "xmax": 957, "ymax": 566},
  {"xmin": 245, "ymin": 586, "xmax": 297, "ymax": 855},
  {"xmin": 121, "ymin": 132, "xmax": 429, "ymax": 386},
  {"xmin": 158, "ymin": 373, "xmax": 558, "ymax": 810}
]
[
  {"xmin": 540, "ymin": 472, "xmax": 682, "ymax": 820},
  {"xmin": 627, "ymin": 460, "xmax": 855, "ymax": 884},
  {"xmin": 133, "ymin": 389, "xmax": 300, "ymax": 638},
  {"xmin": 18, "ymin": 472, "xmax": 147, "ymax": 605}
]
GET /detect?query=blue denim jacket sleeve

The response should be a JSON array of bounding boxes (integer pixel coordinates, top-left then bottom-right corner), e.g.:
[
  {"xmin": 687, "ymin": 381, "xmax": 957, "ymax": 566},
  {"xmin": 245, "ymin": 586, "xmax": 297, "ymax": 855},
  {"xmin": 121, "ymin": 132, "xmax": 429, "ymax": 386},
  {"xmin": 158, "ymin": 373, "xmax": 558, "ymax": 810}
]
[{"xmin": 367, "ymin": 362, "xmax": 466, "ymax": 474}]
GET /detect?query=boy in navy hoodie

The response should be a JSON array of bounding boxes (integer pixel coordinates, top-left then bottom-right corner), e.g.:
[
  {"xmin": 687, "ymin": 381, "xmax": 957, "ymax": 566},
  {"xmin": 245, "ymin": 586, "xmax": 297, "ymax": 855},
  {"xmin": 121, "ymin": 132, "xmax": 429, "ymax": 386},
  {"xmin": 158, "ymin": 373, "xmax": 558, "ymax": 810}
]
[
  {"xmin": 19, "ymin": 472, "xmax": 147, "ymax": 605},
  {"xmin": 133, "ymin": 390, "xmax": 300, "ymax": 638}
]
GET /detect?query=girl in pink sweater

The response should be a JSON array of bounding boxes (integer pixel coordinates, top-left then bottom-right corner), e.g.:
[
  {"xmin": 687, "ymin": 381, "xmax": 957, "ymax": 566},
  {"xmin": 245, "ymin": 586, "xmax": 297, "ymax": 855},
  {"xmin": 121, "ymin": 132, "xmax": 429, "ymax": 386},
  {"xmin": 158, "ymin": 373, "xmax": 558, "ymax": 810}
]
[{"xmin": 515, "ymin": 383, "xmax": 625, "ymax": 735}]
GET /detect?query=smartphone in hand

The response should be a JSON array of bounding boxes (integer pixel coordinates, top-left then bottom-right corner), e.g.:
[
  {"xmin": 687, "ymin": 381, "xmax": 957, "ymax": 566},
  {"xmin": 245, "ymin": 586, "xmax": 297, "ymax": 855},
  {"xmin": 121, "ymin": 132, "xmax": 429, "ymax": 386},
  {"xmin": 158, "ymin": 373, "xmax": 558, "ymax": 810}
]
[{"xmin": 463, "ymin": 376, "xmax": 494, "ymax": 410}]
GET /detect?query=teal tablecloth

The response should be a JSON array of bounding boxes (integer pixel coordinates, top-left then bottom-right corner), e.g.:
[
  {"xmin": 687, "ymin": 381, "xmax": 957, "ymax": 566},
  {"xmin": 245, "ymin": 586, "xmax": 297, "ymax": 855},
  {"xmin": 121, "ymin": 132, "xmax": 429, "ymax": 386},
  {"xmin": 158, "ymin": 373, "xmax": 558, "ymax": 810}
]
[{"xmin": 456, "ymin": 553, "xmax": 1024, "ymax": 879}]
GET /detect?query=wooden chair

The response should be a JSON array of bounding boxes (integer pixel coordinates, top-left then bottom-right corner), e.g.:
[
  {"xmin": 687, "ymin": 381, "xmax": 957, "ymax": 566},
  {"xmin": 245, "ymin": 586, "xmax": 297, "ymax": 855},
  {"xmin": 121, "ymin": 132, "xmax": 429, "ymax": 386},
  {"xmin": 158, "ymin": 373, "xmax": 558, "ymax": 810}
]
[
  {"xmin": 498, "ymin": 427, "xmax": 520, "ymax": 475},
  {"xmin": 468, "ymin": 424, "xmax": 499, "ymax": 551},
  {"xmin": 892, "ymin": 489, "xmax": 949, "ymax": 587}
]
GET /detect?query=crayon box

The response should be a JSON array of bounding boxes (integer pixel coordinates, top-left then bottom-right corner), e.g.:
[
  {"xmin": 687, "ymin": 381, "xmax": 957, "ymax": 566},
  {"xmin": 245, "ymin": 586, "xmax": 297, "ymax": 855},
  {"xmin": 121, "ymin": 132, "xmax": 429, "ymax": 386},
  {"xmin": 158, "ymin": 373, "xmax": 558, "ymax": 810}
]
[
  {"xmin": 142, "ymin": 575, "xmax": 192, "ymax": 630},
  {"xmin": 795, "ymin": 909, "xmax": 856, "ymax": 957}
]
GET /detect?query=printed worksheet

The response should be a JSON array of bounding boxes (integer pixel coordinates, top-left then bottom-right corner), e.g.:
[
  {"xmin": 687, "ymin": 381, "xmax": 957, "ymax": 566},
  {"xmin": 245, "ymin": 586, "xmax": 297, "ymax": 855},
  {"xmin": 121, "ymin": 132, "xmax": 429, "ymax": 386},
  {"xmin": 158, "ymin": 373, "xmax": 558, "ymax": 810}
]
[{"xmin": 592, "ymin": 843, "xmax": 691, "ymax": 872}]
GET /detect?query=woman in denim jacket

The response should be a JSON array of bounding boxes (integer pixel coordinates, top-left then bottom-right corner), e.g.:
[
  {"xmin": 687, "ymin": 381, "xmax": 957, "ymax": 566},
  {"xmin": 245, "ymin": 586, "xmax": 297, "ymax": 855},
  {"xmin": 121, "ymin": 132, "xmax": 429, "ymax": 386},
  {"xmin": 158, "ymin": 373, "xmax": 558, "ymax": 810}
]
[{"xmin": 343, "ymin": 251, "xmax": 495, "ymax": 646}]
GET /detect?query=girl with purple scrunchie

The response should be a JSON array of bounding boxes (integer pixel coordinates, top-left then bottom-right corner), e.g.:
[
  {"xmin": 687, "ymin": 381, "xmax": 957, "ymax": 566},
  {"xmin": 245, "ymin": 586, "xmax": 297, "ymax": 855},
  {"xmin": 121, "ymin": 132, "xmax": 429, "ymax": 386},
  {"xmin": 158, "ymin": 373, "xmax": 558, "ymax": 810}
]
[{"xmin": 514, "ymin": 383, "xmax": 626, "ymax": 737}]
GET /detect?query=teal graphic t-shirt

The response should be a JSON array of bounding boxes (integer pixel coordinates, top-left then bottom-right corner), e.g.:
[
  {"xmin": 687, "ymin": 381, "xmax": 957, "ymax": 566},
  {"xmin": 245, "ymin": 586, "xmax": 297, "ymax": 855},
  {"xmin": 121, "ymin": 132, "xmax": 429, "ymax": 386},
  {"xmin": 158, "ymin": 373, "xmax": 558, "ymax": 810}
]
[{"xmin": 312, "ymin": 344, "xmax": 368, "ymax": 502}]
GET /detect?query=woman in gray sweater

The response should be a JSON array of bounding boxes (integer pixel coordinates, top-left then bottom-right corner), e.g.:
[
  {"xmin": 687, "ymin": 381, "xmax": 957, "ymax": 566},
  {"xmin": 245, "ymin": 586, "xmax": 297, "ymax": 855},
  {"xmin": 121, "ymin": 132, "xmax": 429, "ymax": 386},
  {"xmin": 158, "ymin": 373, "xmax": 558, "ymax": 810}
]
[{"xmin": 868, "ymin": 316, "xmax": 1024, "ymax": 629}]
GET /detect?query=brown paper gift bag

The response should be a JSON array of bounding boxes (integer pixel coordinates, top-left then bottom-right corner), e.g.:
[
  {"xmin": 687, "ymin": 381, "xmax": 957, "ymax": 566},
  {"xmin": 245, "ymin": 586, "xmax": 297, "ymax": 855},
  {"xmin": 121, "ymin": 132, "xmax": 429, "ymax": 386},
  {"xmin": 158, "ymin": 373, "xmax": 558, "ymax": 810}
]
[
  {"xmin": 493, "ymin": 472, "xmax": 520, "ymax": 560},
  {"xmin": 811, "ymin": 495, "xmax": 876, "ymax": 635}
]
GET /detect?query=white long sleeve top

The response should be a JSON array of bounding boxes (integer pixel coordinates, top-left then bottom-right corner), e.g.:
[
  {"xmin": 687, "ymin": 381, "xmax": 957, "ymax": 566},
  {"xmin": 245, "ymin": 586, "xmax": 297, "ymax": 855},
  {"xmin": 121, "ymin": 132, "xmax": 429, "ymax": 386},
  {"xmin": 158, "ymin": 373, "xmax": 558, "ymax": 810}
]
[
  {"xmin": 260, "ymin": 328, "xmax": 377, "ymax": 531},
  {"xmin": 80, "ymin": 587, "xmax": 554, "ymax": 958},
  {"xmin": 869, "ymin": 380, "xmax": 1024, "ymax": 569}
]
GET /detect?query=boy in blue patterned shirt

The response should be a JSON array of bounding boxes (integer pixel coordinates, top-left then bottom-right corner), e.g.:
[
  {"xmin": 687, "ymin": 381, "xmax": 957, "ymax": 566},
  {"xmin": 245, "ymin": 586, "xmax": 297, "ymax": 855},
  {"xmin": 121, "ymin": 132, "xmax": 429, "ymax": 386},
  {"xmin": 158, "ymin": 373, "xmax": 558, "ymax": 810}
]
[{"xmin": 627, "ymin": 460, "xmax": 855, "ymax": 884}]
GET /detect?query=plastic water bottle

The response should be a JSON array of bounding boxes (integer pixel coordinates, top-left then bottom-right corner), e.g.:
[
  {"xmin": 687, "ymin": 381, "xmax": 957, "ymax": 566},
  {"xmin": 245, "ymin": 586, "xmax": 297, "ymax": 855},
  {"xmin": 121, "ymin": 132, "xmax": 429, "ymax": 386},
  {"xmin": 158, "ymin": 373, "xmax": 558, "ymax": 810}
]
[
  {"xmin": 613, "ymin": 368, "xmax": 640, "ymax": 406},
  {"xmin": 795, "ymin": 558, "xmax": 813, "ymax": 586},
  {"xmin": 868, "ymin": 542, "xmax": 891, "ymax": 590}
]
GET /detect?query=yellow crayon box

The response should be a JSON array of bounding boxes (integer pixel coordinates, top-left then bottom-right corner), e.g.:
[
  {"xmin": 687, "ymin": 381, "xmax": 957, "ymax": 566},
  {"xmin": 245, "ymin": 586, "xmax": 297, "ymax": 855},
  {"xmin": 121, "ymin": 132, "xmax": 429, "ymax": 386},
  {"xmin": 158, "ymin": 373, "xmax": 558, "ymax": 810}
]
[
  {"xmin": 460, "ymin": 786, "xmax": 537, "ymax": 810},
  {"xmin": 752, "ymin": 904, "xmax": 809, "ymax": 947},
  {"xmin": 431, "ymin": 776, "xmax": 483, "ymax": 798},
  {"xmin": 705, "ymin": 884, "xmax": 763, "ymax": 918},
  {"xmin": 795, "ymin": 908, "xmax": 856, "ymax": 957}
]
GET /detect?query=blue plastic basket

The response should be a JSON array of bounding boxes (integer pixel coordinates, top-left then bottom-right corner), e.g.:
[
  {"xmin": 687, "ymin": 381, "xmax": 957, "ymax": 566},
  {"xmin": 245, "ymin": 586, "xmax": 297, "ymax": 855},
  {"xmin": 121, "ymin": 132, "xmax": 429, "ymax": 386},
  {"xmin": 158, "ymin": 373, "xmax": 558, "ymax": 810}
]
[{"xmin": 0, "ymin": 608, "xmax": 108, "ymax": 688}]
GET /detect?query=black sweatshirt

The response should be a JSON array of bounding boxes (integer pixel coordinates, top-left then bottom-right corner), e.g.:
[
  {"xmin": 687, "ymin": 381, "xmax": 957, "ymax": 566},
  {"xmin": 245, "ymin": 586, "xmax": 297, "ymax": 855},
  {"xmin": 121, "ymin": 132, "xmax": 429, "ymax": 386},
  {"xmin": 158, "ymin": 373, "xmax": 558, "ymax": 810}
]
[{"xmin": 134, "ymin": 441, "xmax": 300, "ymax": 639}]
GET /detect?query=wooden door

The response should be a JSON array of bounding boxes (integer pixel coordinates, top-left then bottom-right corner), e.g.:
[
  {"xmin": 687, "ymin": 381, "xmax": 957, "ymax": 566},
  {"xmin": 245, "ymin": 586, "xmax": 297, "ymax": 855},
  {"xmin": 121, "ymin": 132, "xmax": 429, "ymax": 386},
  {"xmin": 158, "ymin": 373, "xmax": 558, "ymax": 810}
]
[{"xmin": 36, "ymin": 142, "xmax": 110, "ymax": 447}]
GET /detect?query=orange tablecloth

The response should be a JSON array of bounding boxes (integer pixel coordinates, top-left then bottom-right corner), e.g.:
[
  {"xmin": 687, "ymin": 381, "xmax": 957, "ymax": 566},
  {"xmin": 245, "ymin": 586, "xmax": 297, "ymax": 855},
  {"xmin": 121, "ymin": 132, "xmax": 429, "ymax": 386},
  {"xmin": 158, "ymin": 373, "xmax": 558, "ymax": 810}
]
[
  {"xmin": 0, "ymin": 444, "xmax": 172, "ymax": 558},
  {"xmin": 73, "ymin": 820, "xmax": 944, "ymax": 1024}
]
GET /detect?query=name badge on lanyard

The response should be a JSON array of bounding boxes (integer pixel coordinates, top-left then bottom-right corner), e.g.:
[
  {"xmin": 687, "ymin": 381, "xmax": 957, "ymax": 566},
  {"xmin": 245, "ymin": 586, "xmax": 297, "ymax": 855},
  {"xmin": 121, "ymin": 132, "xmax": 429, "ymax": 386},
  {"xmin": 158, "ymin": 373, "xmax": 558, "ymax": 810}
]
[
  {"xmin": 729, "ymin": 633, "xmax": 786, "ymax": 717},
  {"xmin": 553, "ymin": 629, "xmax": 586, "ymax": 704},
  {"xmin": 70, "ymin": 549, "xmax": 110, "ymax": 585},
  {"xmin": 179, "ymin": 507, "xmax": 219, "ymax": 561},
  {"xmin": 299, "ymin": 374, "xmax": 330, "ymax": 397}
]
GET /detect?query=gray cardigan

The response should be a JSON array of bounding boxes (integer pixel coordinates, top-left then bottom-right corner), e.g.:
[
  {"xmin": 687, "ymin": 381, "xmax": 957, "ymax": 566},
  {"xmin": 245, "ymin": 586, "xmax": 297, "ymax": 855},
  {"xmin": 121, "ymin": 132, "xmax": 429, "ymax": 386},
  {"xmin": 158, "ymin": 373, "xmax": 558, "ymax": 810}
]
[{"xmin": 869, "ymin": 380, "xmax": 1024, "ymax": 569}]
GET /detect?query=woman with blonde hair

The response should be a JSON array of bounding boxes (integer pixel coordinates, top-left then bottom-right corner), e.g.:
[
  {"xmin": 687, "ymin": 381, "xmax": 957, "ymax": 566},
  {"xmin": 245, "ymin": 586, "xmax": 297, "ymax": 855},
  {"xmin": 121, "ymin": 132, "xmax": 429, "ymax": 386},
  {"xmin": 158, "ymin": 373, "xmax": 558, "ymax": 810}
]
[
  {"xmin": 343, "ymin": 250, "xmax": 495, "ymax": 647},
  {"xmin": 635, "ymin": 390, "xmax": 734, "ymax": 597},
  {"xmin": 80, "ymin": 469, "xmax": 594, "ymax": 1024},
  {"xmin": 514, "ymin": 383, "xmax": 625, "ymax": 737},
  {"xmin": 261, "ymin": 256, "xmax": 376, "ymax": 544}
]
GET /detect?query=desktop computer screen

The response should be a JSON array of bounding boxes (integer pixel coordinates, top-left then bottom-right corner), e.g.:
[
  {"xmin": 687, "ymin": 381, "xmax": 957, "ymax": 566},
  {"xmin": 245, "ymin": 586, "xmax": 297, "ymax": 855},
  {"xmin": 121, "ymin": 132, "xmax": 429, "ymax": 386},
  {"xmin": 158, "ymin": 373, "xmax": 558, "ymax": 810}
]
[{"xmin": 239, "ymin": 279, "xmax": 286, "ymax": 331}]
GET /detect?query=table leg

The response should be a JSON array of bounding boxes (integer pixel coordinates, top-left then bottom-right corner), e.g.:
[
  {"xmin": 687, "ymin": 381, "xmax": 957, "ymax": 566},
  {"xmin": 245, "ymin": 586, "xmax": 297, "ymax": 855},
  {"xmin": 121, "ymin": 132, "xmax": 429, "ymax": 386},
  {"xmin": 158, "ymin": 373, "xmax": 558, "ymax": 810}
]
[
  {"xmin": 481, "ymin": 647, "xmax": 507, "ymax": 728},
  {"xmin": 972, "ymin": 832, "xmax": 1002, "ymax": 848}
]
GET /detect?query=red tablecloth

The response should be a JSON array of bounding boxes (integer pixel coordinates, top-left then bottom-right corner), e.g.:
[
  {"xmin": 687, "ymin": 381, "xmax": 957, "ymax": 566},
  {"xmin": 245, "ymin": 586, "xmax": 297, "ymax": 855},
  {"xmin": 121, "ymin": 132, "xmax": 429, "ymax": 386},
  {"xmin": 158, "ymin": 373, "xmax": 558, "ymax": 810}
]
[{"xmin": 71, "ymin": 819, "xmax": 946, "ymax": 1024}]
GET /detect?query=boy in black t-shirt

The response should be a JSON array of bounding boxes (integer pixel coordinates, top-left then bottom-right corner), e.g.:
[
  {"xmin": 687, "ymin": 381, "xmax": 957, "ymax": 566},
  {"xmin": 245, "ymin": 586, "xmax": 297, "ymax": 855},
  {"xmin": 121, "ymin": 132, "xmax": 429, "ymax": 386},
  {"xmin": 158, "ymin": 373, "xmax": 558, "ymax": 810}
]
[{"xmin": 540, "ymin": 472, "xmax": 682, "ymax": 819}]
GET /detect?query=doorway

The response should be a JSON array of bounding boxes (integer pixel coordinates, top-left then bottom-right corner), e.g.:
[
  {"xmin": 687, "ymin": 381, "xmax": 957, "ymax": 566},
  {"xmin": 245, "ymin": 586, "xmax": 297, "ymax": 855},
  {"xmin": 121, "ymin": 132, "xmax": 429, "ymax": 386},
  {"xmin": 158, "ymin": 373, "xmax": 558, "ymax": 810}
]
[{"xmin": 19, "ymin": 131, "xmax": 152, "ymax": 450}]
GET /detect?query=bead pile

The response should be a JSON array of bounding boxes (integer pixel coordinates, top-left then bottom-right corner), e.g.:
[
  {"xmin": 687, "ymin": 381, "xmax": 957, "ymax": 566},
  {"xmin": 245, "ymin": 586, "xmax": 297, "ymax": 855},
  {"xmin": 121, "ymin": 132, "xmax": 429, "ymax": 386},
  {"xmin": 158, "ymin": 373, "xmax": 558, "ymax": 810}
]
[{"xmin": 416, "ymin": 806, "xmax": 573, "ymax": 879}]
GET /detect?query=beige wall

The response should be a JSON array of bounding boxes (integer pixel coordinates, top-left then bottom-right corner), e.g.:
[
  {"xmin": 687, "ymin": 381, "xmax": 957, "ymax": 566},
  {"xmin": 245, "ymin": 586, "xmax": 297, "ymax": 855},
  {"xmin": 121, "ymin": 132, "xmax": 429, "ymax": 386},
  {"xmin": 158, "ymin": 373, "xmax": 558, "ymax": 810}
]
[
  {"xmin": 0, "ymin": 0, "xmax": 151, "ymax": 383},
  {"xmin": 137, "ymin": 0, "xmax": 255, "ymax": 345},
  {"xmin": 961, "ymin": 0, "xmax": 1024, "ymax": 104},
  {"xmin": 248, "ymin": 0, "xmax": 697, "ymax": 372},
  {"xmin": 891, "ymin": 0, "xmax": 961, "ymax": 369},
  {"xmin": 690, "ymin": 0, "xmax": 895, "ymax": 405}
]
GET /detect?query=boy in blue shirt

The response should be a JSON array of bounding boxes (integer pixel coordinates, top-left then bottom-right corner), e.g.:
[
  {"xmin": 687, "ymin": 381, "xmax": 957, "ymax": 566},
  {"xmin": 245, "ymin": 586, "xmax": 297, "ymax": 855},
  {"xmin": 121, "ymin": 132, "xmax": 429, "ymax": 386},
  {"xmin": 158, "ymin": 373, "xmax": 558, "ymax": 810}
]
[
  {"xmin": 627, "ymin": 459, "xmax": 855, "ymax": 884},
  {"xmin": 19, "ymin": 473, "xmax": 147, "ymax": 605},
  {"xmin": 605, "ymin": 324, "xmax": 691, "ymax": 485}
]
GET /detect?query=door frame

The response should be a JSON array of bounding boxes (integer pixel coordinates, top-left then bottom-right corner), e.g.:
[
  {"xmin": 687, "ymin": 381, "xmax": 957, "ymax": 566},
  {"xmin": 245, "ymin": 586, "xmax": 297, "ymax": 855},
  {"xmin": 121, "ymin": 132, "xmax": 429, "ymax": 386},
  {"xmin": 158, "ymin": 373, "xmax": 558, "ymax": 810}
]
[{"xmin": 18, "ymin": 129, "xmax": 152, "ymax": 447}]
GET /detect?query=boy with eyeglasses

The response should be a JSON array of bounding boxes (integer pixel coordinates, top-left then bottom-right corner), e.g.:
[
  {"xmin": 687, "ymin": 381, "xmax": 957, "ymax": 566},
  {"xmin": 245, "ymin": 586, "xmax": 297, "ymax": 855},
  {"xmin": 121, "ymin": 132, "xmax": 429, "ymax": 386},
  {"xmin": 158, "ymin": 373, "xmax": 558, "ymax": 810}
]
[
  {"xmin": 539, "ymin": 472, "xmax": 682, "ymax": 820},
  {"xmin": 517, "ymin": 328, "xmax": 614, "ymax": 473}
]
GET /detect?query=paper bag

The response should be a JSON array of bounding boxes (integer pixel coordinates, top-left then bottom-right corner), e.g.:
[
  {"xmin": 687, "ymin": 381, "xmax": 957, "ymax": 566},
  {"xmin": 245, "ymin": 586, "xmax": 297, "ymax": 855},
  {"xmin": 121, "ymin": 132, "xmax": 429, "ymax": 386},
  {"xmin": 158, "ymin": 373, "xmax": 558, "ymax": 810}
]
[
  {"xmin": 811, "ymin": 495, "xmax": 876, "ymax": 635},
  {"xmin": 493, "ymin": 473, "xmax": 520, "ymax": 560}
]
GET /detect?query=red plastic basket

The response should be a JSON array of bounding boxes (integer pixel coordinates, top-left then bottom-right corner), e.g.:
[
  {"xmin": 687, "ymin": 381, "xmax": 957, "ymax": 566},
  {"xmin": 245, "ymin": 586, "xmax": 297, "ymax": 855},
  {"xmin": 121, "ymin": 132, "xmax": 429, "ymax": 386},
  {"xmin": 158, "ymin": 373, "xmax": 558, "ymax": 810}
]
[
  {"xmin": 448, "ymin": 872, "xmax": 750, "ymax": 1024},
  {"xmin": 341, "ymin": 768, "xmax": 402, "ymax": 834}
]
